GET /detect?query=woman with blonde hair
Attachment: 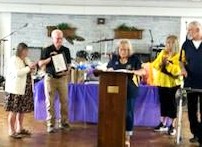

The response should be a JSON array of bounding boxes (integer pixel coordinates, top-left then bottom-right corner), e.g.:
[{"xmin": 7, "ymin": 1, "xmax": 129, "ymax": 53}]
[
  {"xmin": 107, "ymin": 39, "xmax": 145, "ymax": 146},
  {"xmin": 153, "ymin": 35, "xmax": 183, "ymax": 136}
]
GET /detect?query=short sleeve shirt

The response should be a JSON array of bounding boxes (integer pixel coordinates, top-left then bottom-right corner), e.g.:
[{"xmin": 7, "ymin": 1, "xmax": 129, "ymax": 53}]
[
  {"xmin": 107, "ymin": 54, "xmax": 141, "ymax": 73},
  {"xmin": 107, "ymin": 53, "xmax": 142, "ymax": 98},
  {"xmin": 41, "ymin": 45, "xmax": 71, "ymax": 77}
]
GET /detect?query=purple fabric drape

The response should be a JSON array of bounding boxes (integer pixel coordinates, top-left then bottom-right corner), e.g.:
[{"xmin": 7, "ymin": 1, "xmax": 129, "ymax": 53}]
[{"xmin": 34, "ymin": 79, "xmax": 160, "ymax": 127}]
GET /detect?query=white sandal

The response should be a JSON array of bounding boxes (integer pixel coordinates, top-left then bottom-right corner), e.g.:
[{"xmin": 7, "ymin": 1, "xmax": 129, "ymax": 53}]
[
  {"xmin": 125, "ymin": 140, "xmax": 130, "ymax": 147},
  {"xmin": 125, "ymin": 134, "xmax": 131, "ymax": 147}
]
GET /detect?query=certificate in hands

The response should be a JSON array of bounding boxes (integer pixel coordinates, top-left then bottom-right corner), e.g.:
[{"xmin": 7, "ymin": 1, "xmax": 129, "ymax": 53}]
[{"xmin": 52, "ymin": 53, "xmax": 68, "ymax": 73}]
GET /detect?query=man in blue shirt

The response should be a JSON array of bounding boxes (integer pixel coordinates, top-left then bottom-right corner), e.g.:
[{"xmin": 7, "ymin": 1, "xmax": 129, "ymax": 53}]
[{"xmin": 181, "ymin": 21, "xmax": 202, "ymax": 146}]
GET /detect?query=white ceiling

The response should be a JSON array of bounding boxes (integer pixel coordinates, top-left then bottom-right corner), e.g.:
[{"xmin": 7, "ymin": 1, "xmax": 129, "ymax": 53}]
[
  {"xmin": 1, "ymin": 0, "xmax": 202, "ymax": 16},
  {"xmin": 0, "ymin": 0, "xmax": 201, "ymax": 7},
  {"xmin": 0, "ymin": 0, "xmax": 200, "ymax": 2}
]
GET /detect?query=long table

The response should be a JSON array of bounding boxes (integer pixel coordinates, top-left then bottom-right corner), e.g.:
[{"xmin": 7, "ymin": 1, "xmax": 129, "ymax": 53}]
[{"xmin": 34, "ymin": 80, "xmax": 160, "ymax": 127}]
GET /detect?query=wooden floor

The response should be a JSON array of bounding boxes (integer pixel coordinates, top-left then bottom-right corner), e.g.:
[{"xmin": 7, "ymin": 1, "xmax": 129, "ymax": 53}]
[{"xmin": 0, "ymin": 105, "xmax": 199, "ymax": 147}]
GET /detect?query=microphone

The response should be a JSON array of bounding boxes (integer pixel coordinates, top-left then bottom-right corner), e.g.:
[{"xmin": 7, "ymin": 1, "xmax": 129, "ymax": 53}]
[
  {"xmin": 0, "ymin": 39, "xmax": 8, "ymax": 42},
  {"xmin": 149, "ymin": 29, "xmax": 154, "ymax": 43},
  {"xmin": 91, "ymin": 38, "xmax": 114, "ymax": 43},
  {"xmin": 0, "ymin": 23, "xmax": 29, "ymax": 41}
]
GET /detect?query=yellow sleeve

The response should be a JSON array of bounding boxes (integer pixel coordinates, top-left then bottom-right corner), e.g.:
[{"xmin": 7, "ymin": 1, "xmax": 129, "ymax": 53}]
[
  {"xmin": 165, "ymin": 56, "xmax": 181, "ymax": 76},
  {"xmin": 180, "ymin": 49, "xmax": 186, "ymax": 64},
  {"xmin": 151, "ymin": 50, "xmax": 164, "ymax": 70},
  {"xmin": 133, "ymin": 75, "xmax": 140, "ymax": 86}
]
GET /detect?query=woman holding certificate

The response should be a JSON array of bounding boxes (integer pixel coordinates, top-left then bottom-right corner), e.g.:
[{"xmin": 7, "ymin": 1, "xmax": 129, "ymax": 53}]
[{"xmin": 107, "ymin": 39, "xmax": 146, "ymax": 146}]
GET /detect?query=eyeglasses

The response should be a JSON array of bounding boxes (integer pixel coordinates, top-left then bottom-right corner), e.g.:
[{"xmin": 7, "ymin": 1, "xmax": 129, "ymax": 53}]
[
  {"xmin": 55, "ymin": 37, "xmax": 63, "ymax": 40},
  {"xmin": 119, "ymin": 48, "xmax": 129, "ymax": 52}
]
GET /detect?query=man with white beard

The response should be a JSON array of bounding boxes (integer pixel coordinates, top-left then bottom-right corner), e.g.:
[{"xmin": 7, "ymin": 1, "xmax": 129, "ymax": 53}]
[{"xmin": 181, "ymin": 21, "xmax": 202, "ymax": 146}]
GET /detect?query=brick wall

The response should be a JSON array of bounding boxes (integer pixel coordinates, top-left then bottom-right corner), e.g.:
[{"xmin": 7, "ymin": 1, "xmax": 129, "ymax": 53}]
[{"xmin": 11, "ymin": 13, "xmax": 181, "ymax": 61}]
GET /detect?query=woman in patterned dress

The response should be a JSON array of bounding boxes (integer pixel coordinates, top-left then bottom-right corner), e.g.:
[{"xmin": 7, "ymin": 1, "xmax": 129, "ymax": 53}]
[{"xmin": 5, "ymin": 43, "xmax": 36, "ymax": 139}]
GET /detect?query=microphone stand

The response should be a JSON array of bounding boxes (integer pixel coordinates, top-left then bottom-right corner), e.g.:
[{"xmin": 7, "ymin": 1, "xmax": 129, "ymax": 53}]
[
  {"xmin": 0, "ymin": 39, "xmax": 7, "ymax": 76},
  {"xmin": 91, "ymin": 38, "xmax": 114, "ymax": 43},
  {"xmin": 0, "ymin": 23, "xmax": 28, "ymax": 76},
  {"xmin": 90, "ymin": 38, "xmax": 114, "ymax": 60},
  {"xmin": 0, "ymin": 23, "xmax": 28, "ymax": 43},
  {"xmin": 149, "ymin": 29, "xmax": 154, "ymax": 61}
]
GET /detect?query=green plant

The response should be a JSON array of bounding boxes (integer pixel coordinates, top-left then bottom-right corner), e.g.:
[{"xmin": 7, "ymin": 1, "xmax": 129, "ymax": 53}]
[
  {"xmin": 56, "ymin": 23, "xmax": 73, "ymax": 30},
  {"xmin": 47, "ymin": 23, "xmax": 85, "ymax": 44},
  {"xmin": 116, "ymin": 23, "xmax": 142, "ymax": 31}
]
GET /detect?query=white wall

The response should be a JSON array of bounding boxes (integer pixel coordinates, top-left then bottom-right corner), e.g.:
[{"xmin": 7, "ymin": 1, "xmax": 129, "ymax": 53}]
[
  {"xmin": 1, "ymin": 1, "xmax": 202, "ymax": 76},
  {"xmin": 10, "ymin": 13, "xmax": 181, "ymax": 60},
  {"xmin": 0, "ymin": 13, "xmax": 11, "ymax": 76}
]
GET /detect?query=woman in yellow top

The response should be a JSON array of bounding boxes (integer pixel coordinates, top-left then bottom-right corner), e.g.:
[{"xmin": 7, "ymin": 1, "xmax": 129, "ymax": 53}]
[{"xmin": 152, "ymin": 35, "xmax": 183, "ymax": 136}]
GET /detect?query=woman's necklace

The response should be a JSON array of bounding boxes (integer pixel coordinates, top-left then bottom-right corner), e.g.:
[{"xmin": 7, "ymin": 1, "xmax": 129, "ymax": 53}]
[{"xmin": 119, "ymin": 58, "xmax": 128, "ymax": 64}]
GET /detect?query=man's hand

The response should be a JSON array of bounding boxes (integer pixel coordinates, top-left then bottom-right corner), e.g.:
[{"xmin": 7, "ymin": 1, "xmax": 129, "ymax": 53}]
[
  {"xmin": 50, "ymin": 51, "xmax": 58, "ymax": 56},
  {"xmin": 38, "ymin": 57, "xmax": 51, "ymax": 67},
  {"xmin": 181, "ymin": 68, "xmax": 188, "ymax": 77},
  {"xmin": 180, "ymin": 62, "xmax": 187, "ymax": 78},
  {"xmin": 56, "ymin": 71, "xmax": 68, "ymax": 76},
  {"xmin": 29, "ymin": 62, "xmax": 37, "ymax": 69},
  {"xmin": 45, "ymin": 57, "xmax": 51, "ymax": 64}
]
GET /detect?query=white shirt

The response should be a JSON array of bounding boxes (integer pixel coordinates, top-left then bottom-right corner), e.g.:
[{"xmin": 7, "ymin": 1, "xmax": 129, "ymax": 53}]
[
  {"xmin": 5, "ymin": 56, "xmax": 31, "ymax": 95},
  {"xmin": 192, "ymin": 40, "xmax": 202, "ymax": 49}
]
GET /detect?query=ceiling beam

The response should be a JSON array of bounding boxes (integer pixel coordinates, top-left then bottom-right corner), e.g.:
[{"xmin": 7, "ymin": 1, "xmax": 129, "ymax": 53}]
[
  {"xmin": 0, "ymin": 2, "xmax": 202, "ymax": 17},
  {"xmin": 0, "ymin": 0, "xmax": 202, "ymax": 8}
]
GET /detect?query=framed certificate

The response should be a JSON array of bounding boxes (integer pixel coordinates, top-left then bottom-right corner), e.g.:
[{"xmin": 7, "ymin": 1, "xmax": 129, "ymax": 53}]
[{"xmin": 52, "ymin": 53, "xmax": 68, "ymax": 73}]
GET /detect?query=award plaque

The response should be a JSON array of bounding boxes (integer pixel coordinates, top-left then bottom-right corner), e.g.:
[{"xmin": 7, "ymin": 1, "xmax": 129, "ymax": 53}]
[{"xmin": 52, "ymin": 53, "xmax": 68, "ymax": 73}]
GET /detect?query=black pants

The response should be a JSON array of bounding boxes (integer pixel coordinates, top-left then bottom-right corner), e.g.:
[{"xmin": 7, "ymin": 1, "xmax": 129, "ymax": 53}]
[
  {"xmin": 158, "ymin": 86, "xmax": 179, "ymax": 119},
  {"xmin": 198, "ymin": 124, "xmax": 202, "ymax": 143},
  {"xmin": 187, "ymin": 92, "xmax": 202, "ymax": 137}
]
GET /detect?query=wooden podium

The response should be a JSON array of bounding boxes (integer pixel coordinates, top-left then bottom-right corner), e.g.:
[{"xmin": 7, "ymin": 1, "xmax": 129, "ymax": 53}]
[{"xmin": 96, "ymin": 71, "xmax": 131, "ymax": 147}]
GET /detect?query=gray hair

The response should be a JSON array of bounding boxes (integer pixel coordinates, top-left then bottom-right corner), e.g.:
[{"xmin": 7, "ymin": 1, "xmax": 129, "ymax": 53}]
[
  {"xmin": 188, "ymin": 21, "xmax": 202, "ymax": 30},
  {"xmin": 51, "ymin": 29, "xmax": 63, "ymax": 38}
]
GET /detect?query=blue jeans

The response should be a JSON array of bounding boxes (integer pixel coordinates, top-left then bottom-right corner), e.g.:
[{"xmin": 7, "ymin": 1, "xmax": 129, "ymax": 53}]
[{"xmin": 126, "ymin": 98, "xmax": 136, "ymax": 135}]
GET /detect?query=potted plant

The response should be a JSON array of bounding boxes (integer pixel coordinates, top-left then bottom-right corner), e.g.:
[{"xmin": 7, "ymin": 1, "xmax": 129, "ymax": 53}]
[
  {"xmin": 47, "ymin": 23, "xmax": 76, "ymax": 37},
  {"xmin": 114, "ymin": 23, "xmax": 144, "ymax": 39},
  {"xmin": 47, "ymin": 23, "xmax": 84, "ymax": 44},
  {"xmin": 56, "ymin": 23, "xmax": 77, "ymax": 37}
]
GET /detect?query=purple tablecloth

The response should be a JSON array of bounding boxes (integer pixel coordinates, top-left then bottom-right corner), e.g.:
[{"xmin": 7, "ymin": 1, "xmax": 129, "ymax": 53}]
[{"xmin": 34, "ymin": 80, "xmax": 160, "ymax": 127}]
